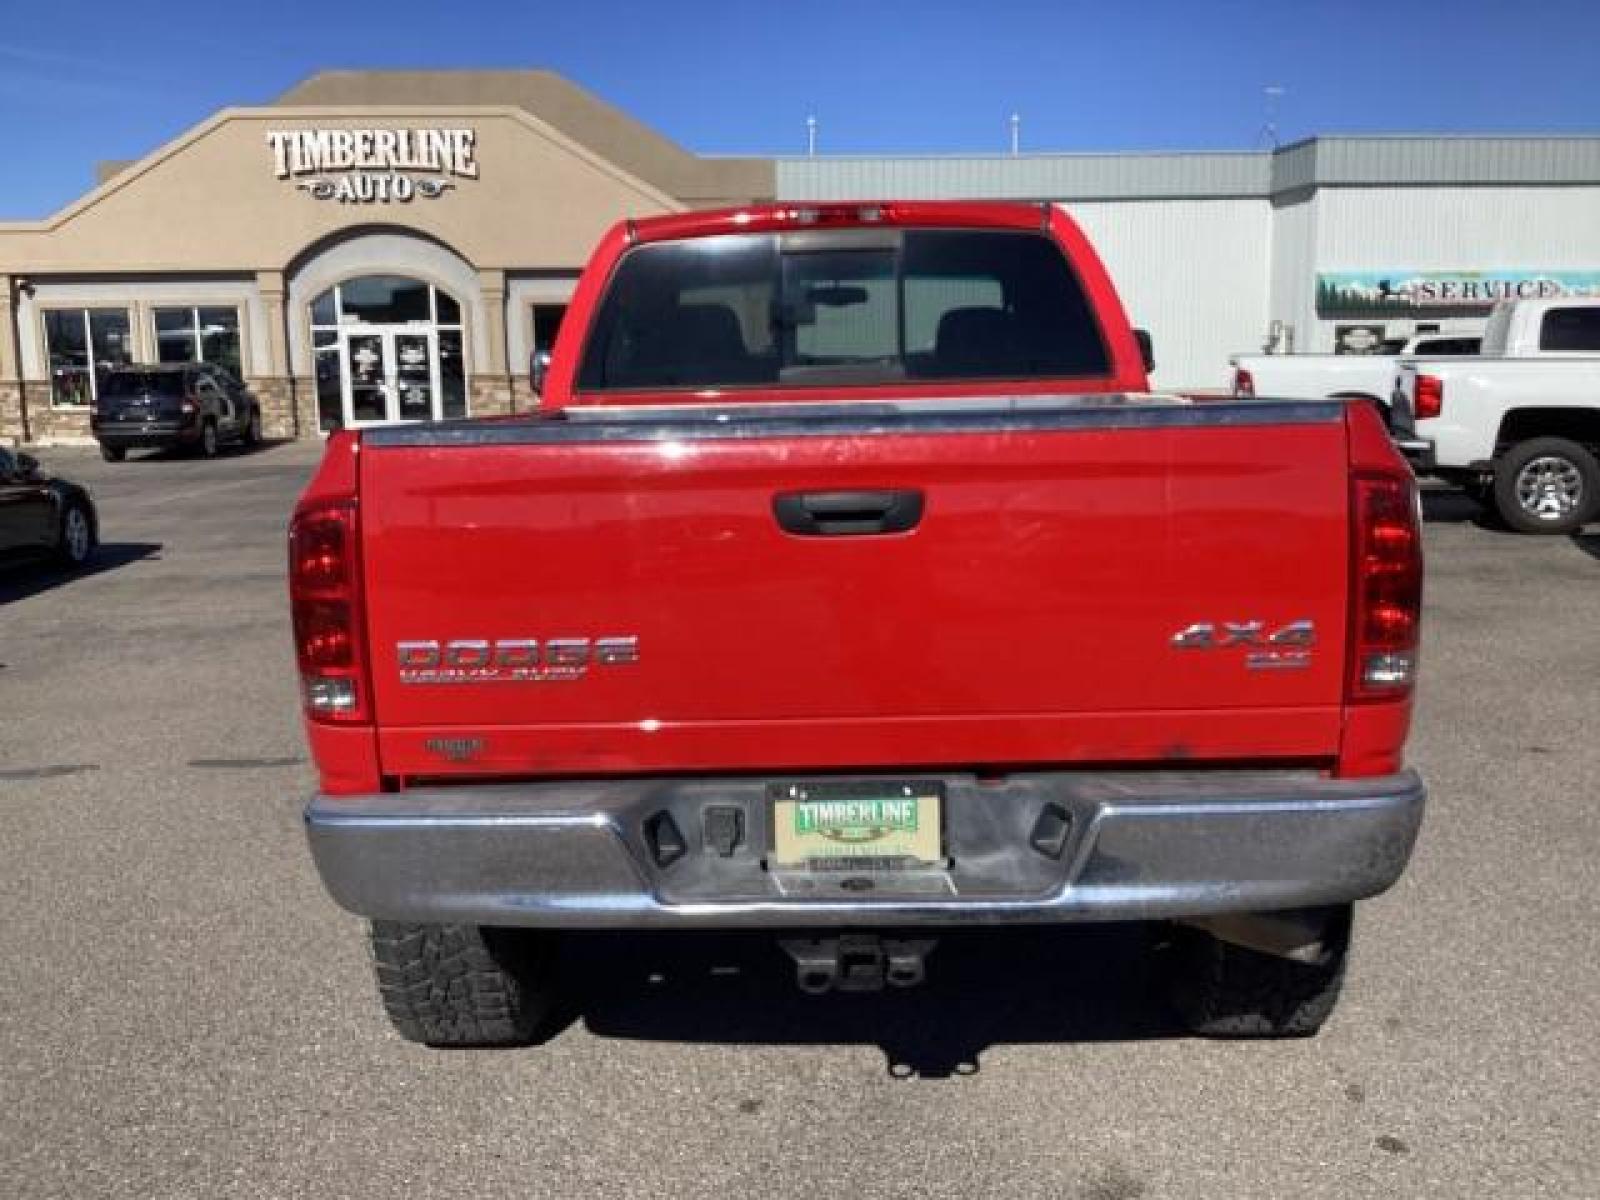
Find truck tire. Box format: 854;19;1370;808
1166;904;1351;1038
1493;437;1599;534
368;922;558;1047
99;443;126;463
199;419;220;459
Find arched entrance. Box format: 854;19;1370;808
310;275;467;428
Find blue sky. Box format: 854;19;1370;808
2;0;1597;218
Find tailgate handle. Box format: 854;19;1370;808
773;490;925;536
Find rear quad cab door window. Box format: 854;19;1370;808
575;229;1111;392
1539;306;1600;353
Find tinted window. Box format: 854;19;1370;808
338;275;432;324
532;303;567;358
1416;337;1479;355
102;371;186;398
1539;307;1600;352
577;229;1109;391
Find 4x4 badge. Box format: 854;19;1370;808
1171;620;1315;670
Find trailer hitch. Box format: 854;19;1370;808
780;935;938;994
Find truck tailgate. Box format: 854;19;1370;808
358;400;1351;776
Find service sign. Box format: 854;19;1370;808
267;128;478;204
1318;270;1600;314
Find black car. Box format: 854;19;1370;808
91;364;262;462
0;446;97;568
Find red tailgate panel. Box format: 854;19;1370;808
361;422;1349;775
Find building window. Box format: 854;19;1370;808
152;306;243;378
42;308;133;408
532;304;567;360
530;303;567;395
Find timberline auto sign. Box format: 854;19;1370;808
1318;270;1600;314
267;128;478;203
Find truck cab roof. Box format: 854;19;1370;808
626;201;1057;244
1482;295;1600;356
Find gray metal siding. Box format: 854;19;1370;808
1064;199;1271;390
777;154;1269;202
1307;137;1600;186
777;137;1600;203
1317;186;1600;268
1268;197;1319;356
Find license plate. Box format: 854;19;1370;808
770;781;943;869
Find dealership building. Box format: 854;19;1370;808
2;69;1598;444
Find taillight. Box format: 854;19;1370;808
289;500;370;722
1233;368;1255;398
1413;374;1443;421
1348;473;1422;702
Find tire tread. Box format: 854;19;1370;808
367;922;553;1047
1168;906;1351;1038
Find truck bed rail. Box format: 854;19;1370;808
362;397;1345;448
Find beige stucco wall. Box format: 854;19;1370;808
0;106;684;274
0;103;693;441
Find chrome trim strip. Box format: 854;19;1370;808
364;398;1344;448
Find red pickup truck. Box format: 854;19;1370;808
294;201;1425;1046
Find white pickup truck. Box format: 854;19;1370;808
1391;297;1600;533
1231;331;1482;412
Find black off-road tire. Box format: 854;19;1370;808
241;407;262;448
368;922;557;1047
1492;437;1599;535
198;419;220;459
99;443;126;463
1166;904;1352;1038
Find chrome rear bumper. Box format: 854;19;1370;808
305;769;1425;928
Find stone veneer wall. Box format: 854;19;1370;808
469;375;516;419
184;374;532;441
3;380;292;446
510;375;541;414
7;385;93;445
0;382;21;445
2;375;531;444
289;377;321;439
247;377;297;440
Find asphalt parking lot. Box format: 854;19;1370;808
2;441;1597;1199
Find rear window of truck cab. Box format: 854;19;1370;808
575;229;1111;392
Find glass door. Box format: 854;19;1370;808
342;332;391;426
340;328;443;427
393;331;438;423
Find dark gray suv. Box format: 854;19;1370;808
91;364;262;462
